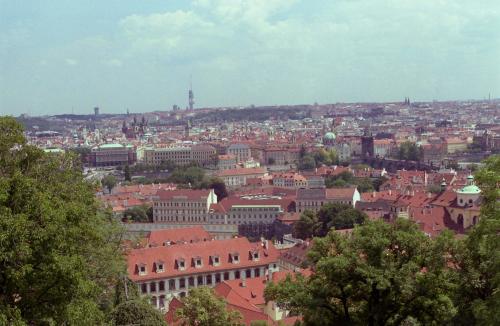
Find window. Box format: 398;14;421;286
224;272;230;280
197;275;204;285
212;255;220;266
254;268;260;277
232;253;240;264
159;281;165;291
138;264;147;276
235;271;241;279
195;257;203;268
179;278;185;289
246;269;251;278
252;251;259;260
150;282;156;292
157;262;164;273
141;283;147;294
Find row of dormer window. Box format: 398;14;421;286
137;251;264;275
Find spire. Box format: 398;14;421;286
188;75;195;110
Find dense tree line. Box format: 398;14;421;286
0;117;164;325
266;156;500;325
293;203;367;240
397;141;423;161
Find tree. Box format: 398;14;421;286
298;155;316;170
293;210;320;240
123;205;151;222
265;219;458;325
208;177;228;201
398;141;422;161
0;117;125;324
102;174;117;193
176;287;243;326
299;145;307;159
451;155;500;325
355;177;374;193
124;164;132;182
111;300;167;326
372;176;388;191
316;203;366;236
168;166;206;188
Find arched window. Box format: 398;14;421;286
457;214;464;228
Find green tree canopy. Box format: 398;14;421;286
102;174;118;193
397;141;423;161
208;177;229;201
176;287;243;326
298;155;316;170
266;219;458;325
316;203;367;236
293;210;320;240
0;117;125;324
451;155;500;325
111;300;167;326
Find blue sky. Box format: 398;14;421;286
1;0;499;116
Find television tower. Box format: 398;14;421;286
188;77;195;110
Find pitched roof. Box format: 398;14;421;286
147;227;213;247
127;237;280;282
217;167;267;177
156;189;212;201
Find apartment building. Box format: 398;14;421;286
153;189;217;223
143;144;216;167
127;237;280;310
296;187;360;212
227;143;252;163
90;143;136;167
216;167;268;187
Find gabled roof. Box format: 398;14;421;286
127;237;279;281
156;189;212;201
147;227;212;247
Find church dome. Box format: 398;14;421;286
324;132;336;140
457;175;481;195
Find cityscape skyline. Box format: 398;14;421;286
1;0;499;116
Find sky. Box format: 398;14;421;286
1;0;499;116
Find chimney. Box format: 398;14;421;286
264;240;269;249
389;189;392;195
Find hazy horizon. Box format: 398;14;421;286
1;0;499;116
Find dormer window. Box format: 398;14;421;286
251;251;260;261
212;255;220;266
156;261;165;273
138;264;147;276
177;259;186;270
231;252;240;264
194;257;203;268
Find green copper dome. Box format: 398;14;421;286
324;132;336;140
457;185;481;195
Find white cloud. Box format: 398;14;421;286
64;58;78;66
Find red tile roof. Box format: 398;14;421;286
156;189;212;201
217;167;267;177
147;227;213;247
127;237;280;282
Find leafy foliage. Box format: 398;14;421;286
176;287;243;326
451;155;500;325
397;141;423;161
293;204;367;240
267;219;458;325
102;174;118;192
123;204;153;222
111;300;167;326
0;117;125;324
